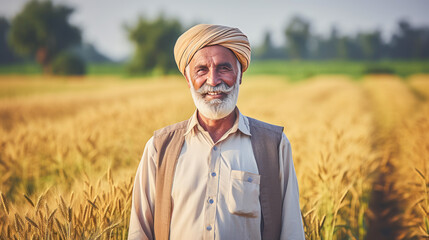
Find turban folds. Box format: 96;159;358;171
174;24;251;75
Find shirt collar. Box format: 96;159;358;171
184;108;251;137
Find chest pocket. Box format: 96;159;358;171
227;170;261;217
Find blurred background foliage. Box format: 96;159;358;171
6;0;82;74
51;51;86;76
125;14;182;75
0;0;428;77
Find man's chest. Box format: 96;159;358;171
169;134;262;239
172;134;258;200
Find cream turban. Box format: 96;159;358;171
174;24;251;75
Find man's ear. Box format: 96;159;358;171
236;60;243;85
184;69;191;88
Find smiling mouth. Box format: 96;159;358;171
203;91;226;100
206;91;223;96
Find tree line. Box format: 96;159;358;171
1;0;428;76
255;16;429;61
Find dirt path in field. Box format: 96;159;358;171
365;137;405;240
363;76;420;240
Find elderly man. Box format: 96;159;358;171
128;24;305;240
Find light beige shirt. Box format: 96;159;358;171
128;109;305;240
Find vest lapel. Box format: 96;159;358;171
249;117;283;240
153;120;188;240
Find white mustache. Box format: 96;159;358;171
196;82;234;95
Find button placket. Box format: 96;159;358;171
203;144;221;240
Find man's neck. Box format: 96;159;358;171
197;109;237;143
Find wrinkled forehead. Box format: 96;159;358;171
188;45;238;68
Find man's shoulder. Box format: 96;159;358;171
246;116;284;134
153;120;189;138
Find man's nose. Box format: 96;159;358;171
206;70;221;86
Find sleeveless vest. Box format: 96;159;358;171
152;117;284;240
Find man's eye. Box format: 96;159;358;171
196;69;206;76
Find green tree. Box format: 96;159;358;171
315;27;340;60
0;17;19;64
254;31;287;60
390;20;429;59
285;16;311;59
8;0;81;73
357;30;383;60
126;14;182;75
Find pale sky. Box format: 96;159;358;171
1;0;429;61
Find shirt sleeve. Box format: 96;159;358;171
278;133;306;240
128;137;157;240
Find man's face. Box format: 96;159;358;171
185;45;242;120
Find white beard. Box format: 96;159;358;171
189;71;240;120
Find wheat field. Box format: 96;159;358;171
0;74;428;239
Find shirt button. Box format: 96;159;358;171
213;146;217;151
206;225;212;231
247;177;253;182
209;198;214;204
211;172;216;177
